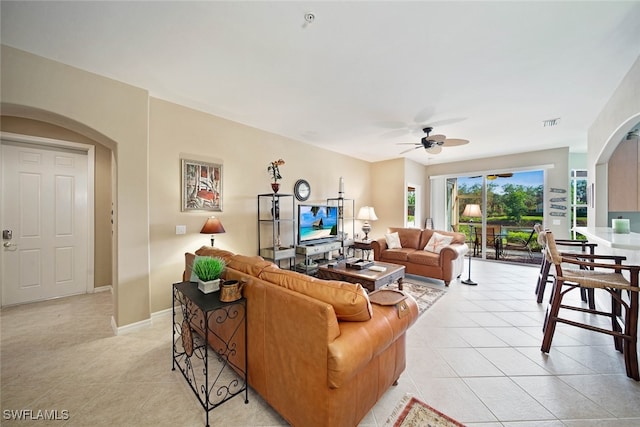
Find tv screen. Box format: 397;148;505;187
298;204;338;245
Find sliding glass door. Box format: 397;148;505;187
447;170;544;263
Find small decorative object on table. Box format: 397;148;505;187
193;256;226;293
267;158;285;193
220;279;245;302
346;258;374;270
612;217;630;234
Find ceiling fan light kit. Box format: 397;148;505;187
398;126;469;155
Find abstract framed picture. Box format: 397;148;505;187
181;159;223;211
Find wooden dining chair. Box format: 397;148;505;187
474;225;502;259
540;231;640;381
535;229;603;308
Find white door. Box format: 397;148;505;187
2;142;88;305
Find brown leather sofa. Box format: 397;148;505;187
183;247;419;427
371;227;468;286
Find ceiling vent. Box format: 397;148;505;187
542;118;561;127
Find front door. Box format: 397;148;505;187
2;141;89;305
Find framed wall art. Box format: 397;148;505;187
181;159;223;211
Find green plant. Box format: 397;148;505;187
267;158;285;183
193;257;225;282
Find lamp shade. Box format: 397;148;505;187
200;217;226;234
461;204;482;218
356;206;378;221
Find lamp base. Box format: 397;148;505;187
461;278;478;286
362;222;371;241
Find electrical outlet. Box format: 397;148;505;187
176;225;187;235
552;219;561;225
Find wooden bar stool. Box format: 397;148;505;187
540;231;640;381
535;229;601;308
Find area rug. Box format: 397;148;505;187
381;280;446;316
385;393;466;427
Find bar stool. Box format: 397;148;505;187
535;229;600;308
540;231;640;381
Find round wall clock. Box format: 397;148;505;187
294;179;311;201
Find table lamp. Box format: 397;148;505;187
200;216;226;246
357;206;378;241
461;204;482;286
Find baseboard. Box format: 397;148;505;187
111;315;152;335
152;307;172;319
110;307;172;335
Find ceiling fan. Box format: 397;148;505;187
398;127;469;155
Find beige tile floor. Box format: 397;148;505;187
2;259;640;426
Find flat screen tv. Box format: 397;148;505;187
298;204;338;245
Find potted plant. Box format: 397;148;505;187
193;256;226;294
267;158;285;193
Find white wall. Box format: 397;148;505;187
588;55;640;227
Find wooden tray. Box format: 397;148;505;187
368;289;407;305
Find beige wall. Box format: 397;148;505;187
424;147;570;238
0;117;113;288
370;158;405;239
588;55;640;227
1;45;150;327
148;98;372;312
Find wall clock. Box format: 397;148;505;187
294;179;311;201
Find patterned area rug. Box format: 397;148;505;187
385;393;466;427
381;280;446;316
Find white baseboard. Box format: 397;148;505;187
111;307;172;335
111;315;152;335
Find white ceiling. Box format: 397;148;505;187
2;1;640;165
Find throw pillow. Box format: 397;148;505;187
386;232;402;249
424;232;454;253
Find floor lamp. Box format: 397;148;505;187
461;204;482;286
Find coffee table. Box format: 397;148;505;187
317;261;405;293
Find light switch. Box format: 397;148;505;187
552;219;561;225
176;225;187;235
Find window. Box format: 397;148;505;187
407;186;416;227
570;169;588;239
448;170;544;262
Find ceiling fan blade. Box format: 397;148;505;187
429;134;446;142
400;146;420;154
426;146;443;154
396;142;420;145
442;138;470;147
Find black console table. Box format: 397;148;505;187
172;281;248;427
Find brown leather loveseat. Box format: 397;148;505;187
183;246;419;427
371;227;468;286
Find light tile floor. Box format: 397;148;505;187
2;259;640;426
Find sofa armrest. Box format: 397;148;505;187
439;243;468;264
328;297;419;388
371;238;388;260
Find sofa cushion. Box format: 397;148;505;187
385;232;402;249
258;267;373;322
419;229;466;249
406;250;441;267
388;227;422;249
380;248;412;262
424;232;454;253
227;254;275;277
